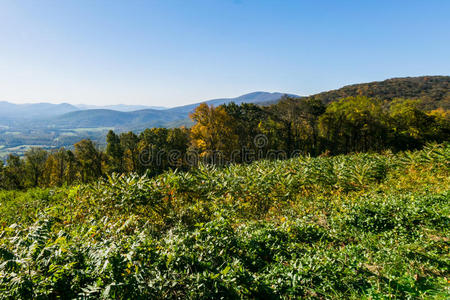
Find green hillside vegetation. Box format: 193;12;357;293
0;77;447;157
0;92;292;156
0;144;448;298
1;95;448;190
0;80;449;298
305;76;449;110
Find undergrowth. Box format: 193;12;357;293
0;143;449;299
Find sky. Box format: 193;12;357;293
0;0;449;107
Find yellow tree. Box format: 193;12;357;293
190;103;239;163
42;148;71;186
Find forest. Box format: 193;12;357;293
0;95;448;190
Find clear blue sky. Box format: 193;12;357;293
1;0;449;107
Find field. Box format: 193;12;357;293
0;127;113;161
0;144;449;299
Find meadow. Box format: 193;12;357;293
0;143;448;299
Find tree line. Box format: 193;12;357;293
0;96;448;190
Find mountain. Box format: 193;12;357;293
1;77;447;157
76;104;167;111
304;76;449;110
49;92;296;129
169;92;299;112
0;102;79;125
50;109;185;129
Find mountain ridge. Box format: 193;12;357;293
49;91;296;129
2;75;448;129
0;92;295;127
302;75;449;109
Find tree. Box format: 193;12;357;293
106;130;124;173
268;96;302;156
223;103;270;161
388;99;440;150
166;127;190;169
24;147;48;187
427;108;450;142
64;150;78;184
0;160;4;189
120;132;140;173
139;127;190;174
267;96;326;156
74;139;103;183
190;103;239;163
294;98;326;155
319;96;389;154
2;154;26;190
42;148;70;186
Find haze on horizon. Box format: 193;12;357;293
0;0;449;107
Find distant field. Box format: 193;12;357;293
71;127;114;132
0;144;58;160
0;126;112;159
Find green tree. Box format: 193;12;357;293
2;154;26;189
223;102;270;161
65;150;78;184
120;132;140;173
0;160;4;189
319;96;389;154
268;96;326;156
24;147;48;187
139;127;190;174
106;130;124;173
74;139;103;183
388;99;440;150
268;96;301;156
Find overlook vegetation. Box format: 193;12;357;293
305;76;450;110
0;78;449;299
0;76;448;161
0;144;448;298
0;94;448;190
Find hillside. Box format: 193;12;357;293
75;104;167;111
50;92;294;129
305;76;449;109
1;77;448;160
0;144;448;298
50;75;450;129
0;102;78;125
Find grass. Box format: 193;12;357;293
0;143;448;299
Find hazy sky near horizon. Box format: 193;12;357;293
0;0;449;107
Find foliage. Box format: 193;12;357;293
307;75;450;110
0;144;448;298
1;94;449;190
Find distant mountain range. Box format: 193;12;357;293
0;101;77;122
1;76;448;159
1;76;449;130
75;104;167;111
0;92;297;128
